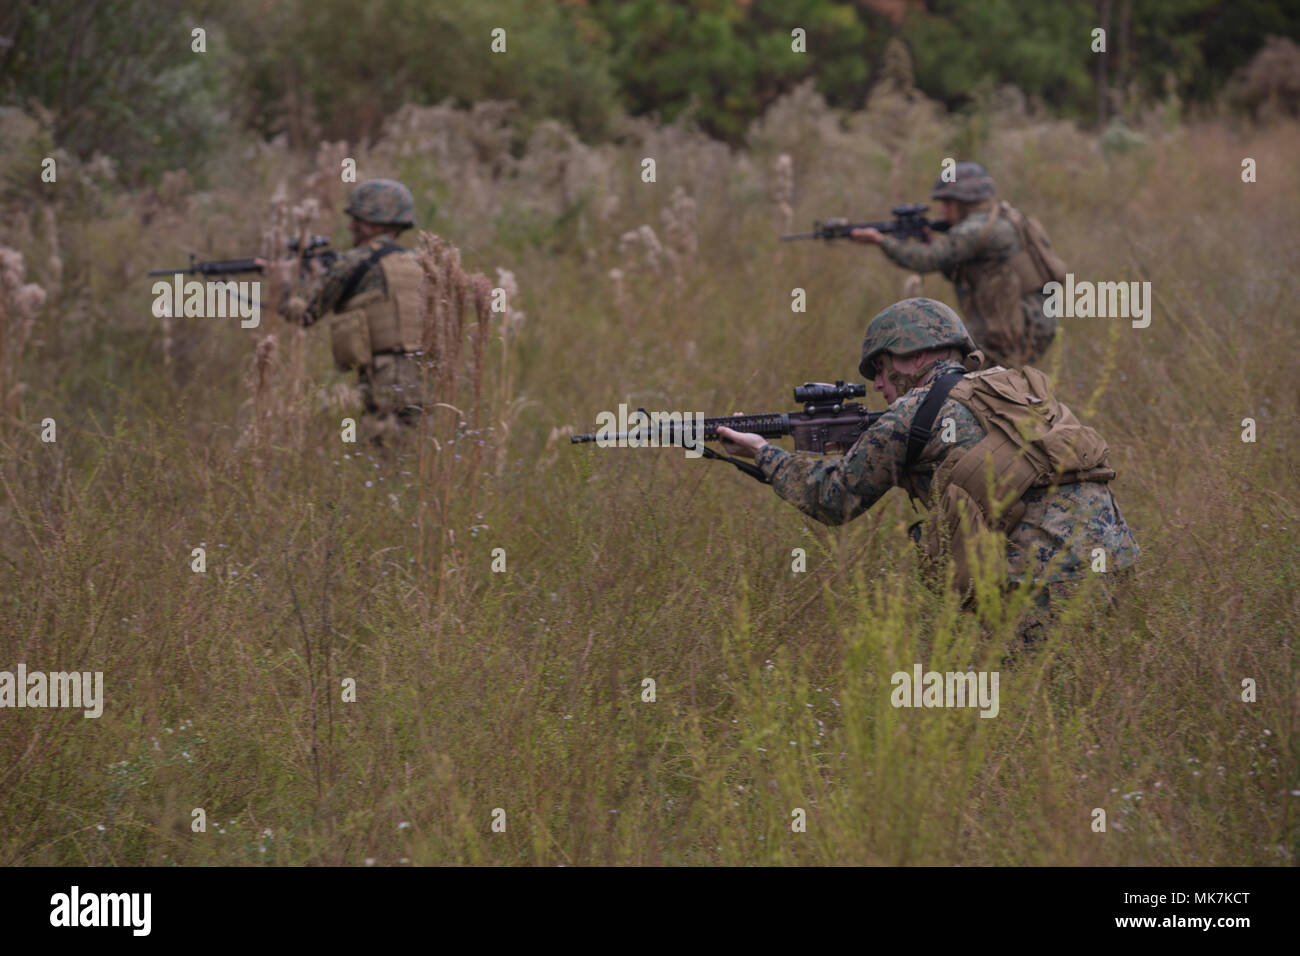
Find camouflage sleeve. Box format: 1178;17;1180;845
297;262;353;327
877;220;985;274
277;252;363;328
753;404;915;525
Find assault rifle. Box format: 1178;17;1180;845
780;202;951;242
569;381;881;483
148;235;337;277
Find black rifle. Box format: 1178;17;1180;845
780;202;951;242
148;235;338;277
570;381;881;483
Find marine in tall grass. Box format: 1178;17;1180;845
271;178;428;445
716;297;1139;646
850;163;1066;369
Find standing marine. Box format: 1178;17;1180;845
277;178;428;444
850;163;1067;368
716;297;1138;645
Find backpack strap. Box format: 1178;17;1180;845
976;196;1002;242
904;367;968;473
337;239;403;307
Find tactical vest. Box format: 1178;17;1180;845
955;201;1067;365
328;243;426;370
913;365;1114;597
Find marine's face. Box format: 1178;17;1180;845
941;199;961;223
873;358;899;404
348;217;385;247
874;350;944;404
873;372;897;404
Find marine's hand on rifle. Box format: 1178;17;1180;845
716;414;768;459
253;256;322;286
850;227;882;244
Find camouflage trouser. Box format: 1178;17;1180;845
1022;293;1057;365
1012;567;1136;655
358;351;427;445
962;294;1057;368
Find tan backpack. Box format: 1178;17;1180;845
329;246;426;370
996;201;1068;289
958;202;1067;364
920;365;1113;597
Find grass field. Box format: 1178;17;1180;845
0;87;1296;865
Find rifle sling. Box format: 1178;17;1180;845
700;444;770;484
904;368;967;473
337;239;403;308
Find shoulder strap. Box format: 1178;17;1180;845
337;239;403;306
904;367;967;472
998;200;1033;250
974;198;1001;242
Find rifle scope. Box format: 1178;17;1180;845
792;381;866;405
287;235;331;253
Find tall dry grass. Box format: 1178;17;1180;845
413;231;497;586
0;248;45;432
0;74;1295;865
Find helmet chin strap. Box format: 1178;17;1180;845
880;354;940;393
883;347;973;391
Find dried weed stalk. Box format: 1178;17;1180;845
414;232;515;582
0;248;45;430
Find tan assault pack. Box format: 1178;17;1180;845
921;365;1114;597
960;202;1069;364
329;249;426;370
996;200;1068;290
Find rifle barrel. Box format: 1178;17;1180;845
571;412;792;445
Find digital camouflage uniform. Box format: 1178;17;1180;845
752;298;1138;645
283;180;427;444
754;360;1139;584
876;163;1058;367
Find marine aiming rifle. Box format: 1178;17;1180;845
780;202;951;242
569;381;881;483
148;235;338;277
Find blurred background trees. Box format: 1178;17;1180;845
1;0;1298;185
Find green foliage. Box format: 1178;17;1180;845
0;0;233;184
902;0;1096;113
594;0;869;141
227;0;620;146
4;1;1298;184
1202;2;1300;100
899;0;1300;121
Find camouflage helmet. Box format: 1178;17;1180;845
344;179;416;227
859;297;976;378
930;161;995;203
